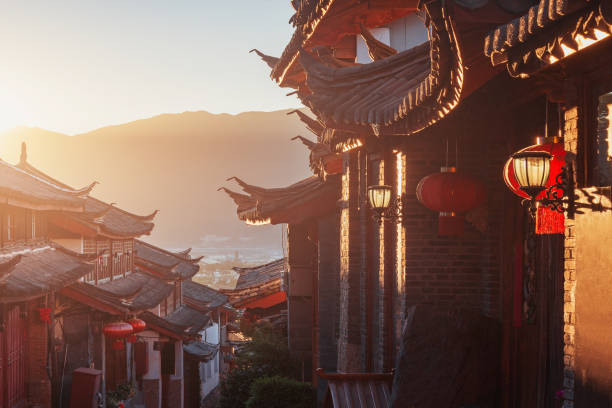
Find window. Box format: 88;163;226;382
31;211;36;239
7;213;12;241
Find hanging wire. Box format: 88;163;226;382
455;134;459;169
557;103;562;139
445;137;449;168
545;99;549;139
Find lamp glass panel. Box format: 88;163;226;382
368;186;392;210
513;154;550;189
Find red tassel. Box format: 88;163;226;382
535;206;564;234
127;335;138;343
438;214;464;236
112;339;125;350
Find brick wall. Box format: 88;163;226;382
337;150;365;372
401;130;504;319
561;106;578;408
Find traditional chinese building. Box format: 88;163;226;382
226;0;612;406
0;157;94;408
11;144;232;408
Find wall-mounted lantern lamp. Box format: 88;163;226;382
367;185;402;223
505;142;574;224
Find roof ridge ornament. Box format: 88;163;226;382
19;142;27;164
249;49;280;69
291;135;318;149
359;23;398;61
287;109;325;137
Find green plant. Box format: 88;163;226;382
246;376;315;408
220;367;261;408
220;324;302;408
235;323;300;379
106;383;135;408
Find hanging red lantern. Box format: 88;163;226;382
128;318;146;334
103;322;134;339
37;307;52;323
503;142;566;234
416;167;486;236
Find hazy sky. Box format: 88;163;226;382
0;2;299;134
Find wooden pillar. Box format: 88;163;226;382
287;221;317;381
316;211;340;400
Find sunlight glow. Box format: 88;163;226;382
549;31;610;64
245;218;271;226
341;139;363;152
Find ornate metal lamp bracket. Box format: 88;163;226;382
523;159;575;218
371;194;406;224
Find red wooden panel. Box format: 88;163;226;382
6;305;26;408
69;368;102;408
134;342;148;378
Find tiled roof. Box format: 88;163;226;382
16;146;156;238
97;272;174;310
134;240;200;280
233;259;286;290
220;259;286;308
182;280;228;309
73;199;156;238
0;159;88;212
184;341;218;361
0;241;92;302
65;272;174;312
141;305;211;338
316;369;393;408
221;176;339;225
484;0;611;77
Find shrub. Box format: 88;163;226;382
235;324;300;379
246;376;315;408
220;324;302;408
220;367;261;408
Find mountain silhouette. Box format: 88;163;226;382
0;110;312;259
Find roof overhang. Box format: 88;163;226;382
484;0;612;77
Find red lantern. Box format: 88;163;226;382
416;167;486;236
504;142;566;234
103;322;134;339
128;318;146;333
38;307;52;323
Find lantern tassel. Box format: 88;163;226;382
535;206;564;234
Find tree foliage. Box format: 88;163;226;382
246;376;315;408
219;323;302;408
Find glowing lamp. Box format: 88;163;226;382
367;185;392;212
504;142;568;234
511;151;551;199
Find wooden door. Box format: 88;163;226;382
3;305;26;408
104;337;127;392
501;204;564;408
507;227;564;407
